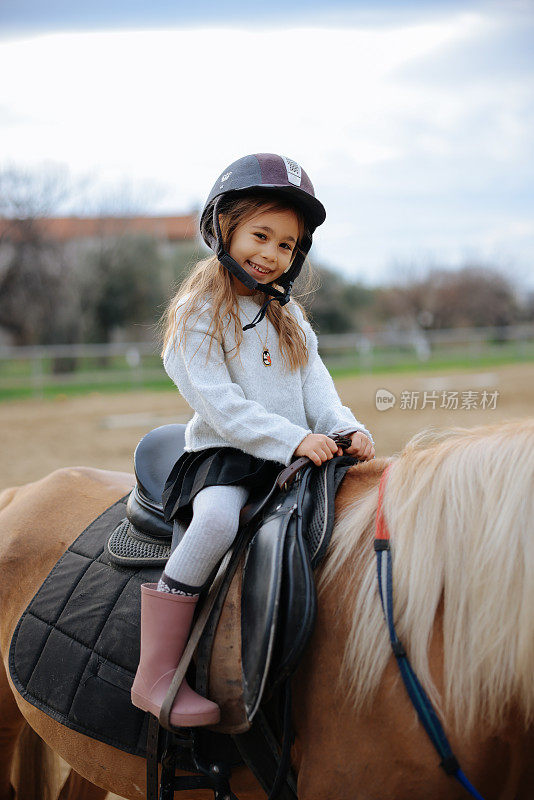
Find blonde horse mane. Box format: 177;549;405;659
319;418;534;735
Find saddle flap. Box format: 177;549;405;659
205;460;353;728
272;512;316;685
241;484;306;721
197;500;305;733
264;467;317;687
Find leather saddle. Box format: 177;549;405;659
125;423;291;547
108;424;356;733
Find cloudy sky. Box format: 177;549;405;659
1;0;533;288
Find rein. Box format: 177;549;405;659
374;465;486;800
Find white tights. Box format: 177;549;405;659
162;484;249;591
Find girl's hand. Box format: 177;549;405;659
294;433;340;466
344;431;375;461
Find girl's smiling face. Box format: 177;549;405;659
228;207;300;296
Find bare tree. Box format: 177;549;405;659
0;164;78;346
375;263;520;330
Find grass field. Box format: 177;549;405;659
1;340;533;401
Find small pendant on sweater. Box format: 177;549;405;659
262;348;271;366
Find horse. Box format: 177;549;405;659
0;419;533;800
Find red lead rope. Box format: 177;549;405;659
374;463;392;542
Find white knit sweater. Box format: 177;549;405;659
163;294;373;467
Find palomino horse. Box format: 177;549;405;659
0;420;533;800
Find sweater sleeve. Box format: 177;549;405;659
299;315;374;445
163;310;311;466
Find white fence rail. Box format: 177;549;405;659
1;324;533;398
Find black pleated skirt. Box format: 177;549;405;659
162;447;285;526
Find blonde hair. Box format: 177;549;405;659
160;193;317;371
319;419;534;735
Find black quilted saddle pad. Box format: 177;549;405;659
8;496;164;757
8;452;356;763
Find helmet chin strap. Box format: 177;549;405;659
211;198;293;331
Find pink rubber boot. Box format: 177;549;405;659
131;583;220;727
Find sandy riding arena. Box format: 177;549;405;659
2;362;533;491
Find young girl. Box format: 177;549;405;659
131;153;375;728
